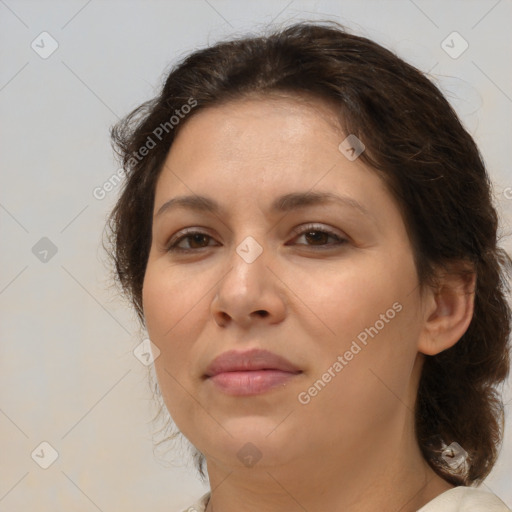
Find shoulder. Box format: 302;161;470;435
418;486;511;512
175;491;211;512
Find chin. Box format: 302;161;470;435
204;418;298;463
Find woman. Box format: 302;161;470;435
107;21;511;511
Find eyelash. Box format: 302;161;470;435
166;224;348;253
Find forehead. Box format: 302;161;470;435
155;94;368;197
153;96;395;218
175;94;343;156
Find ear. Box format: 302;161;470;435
417;265;476;356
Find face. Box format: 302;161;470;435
142;95;426;471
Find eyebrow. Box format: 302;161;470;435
155;191;370;218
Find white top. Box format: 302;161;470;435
178;486;511;511
418;486;511;511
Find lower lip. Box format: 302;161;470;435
207;370;301;396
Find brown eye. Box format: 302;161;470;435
291;224;348;248
167;231;217;252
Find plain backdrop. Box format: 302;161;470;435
1;1;511;511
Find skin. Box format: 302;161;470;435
142;94;476;512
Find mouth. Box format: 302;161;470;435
207;369;302;395
204;348;303;396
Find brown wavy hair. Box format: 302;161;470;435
106;20;512;485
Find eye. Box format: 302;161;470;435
166;229;218;252
289;224;348;248
166;224;348;254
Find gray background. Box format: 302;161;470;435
1;0;511;511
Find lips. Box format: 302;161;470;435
204;348;302;396
204;348;301;377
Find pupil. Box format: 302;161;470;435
305;231;326;244
191;234;207;247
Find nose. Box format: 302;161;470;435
210;241;287;329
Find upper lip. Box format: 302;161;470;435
204;348;302;377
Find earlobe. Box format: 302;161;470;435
418;268;476;356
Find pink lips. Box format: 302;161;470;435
204;348;302;396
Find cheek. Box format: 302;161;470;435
301;252;421;404
143;276;211;437
297;302;421;445
142;262;207;405
142;260;204;341
302;255;415;351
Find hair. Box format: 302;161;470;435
106;20;512;486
